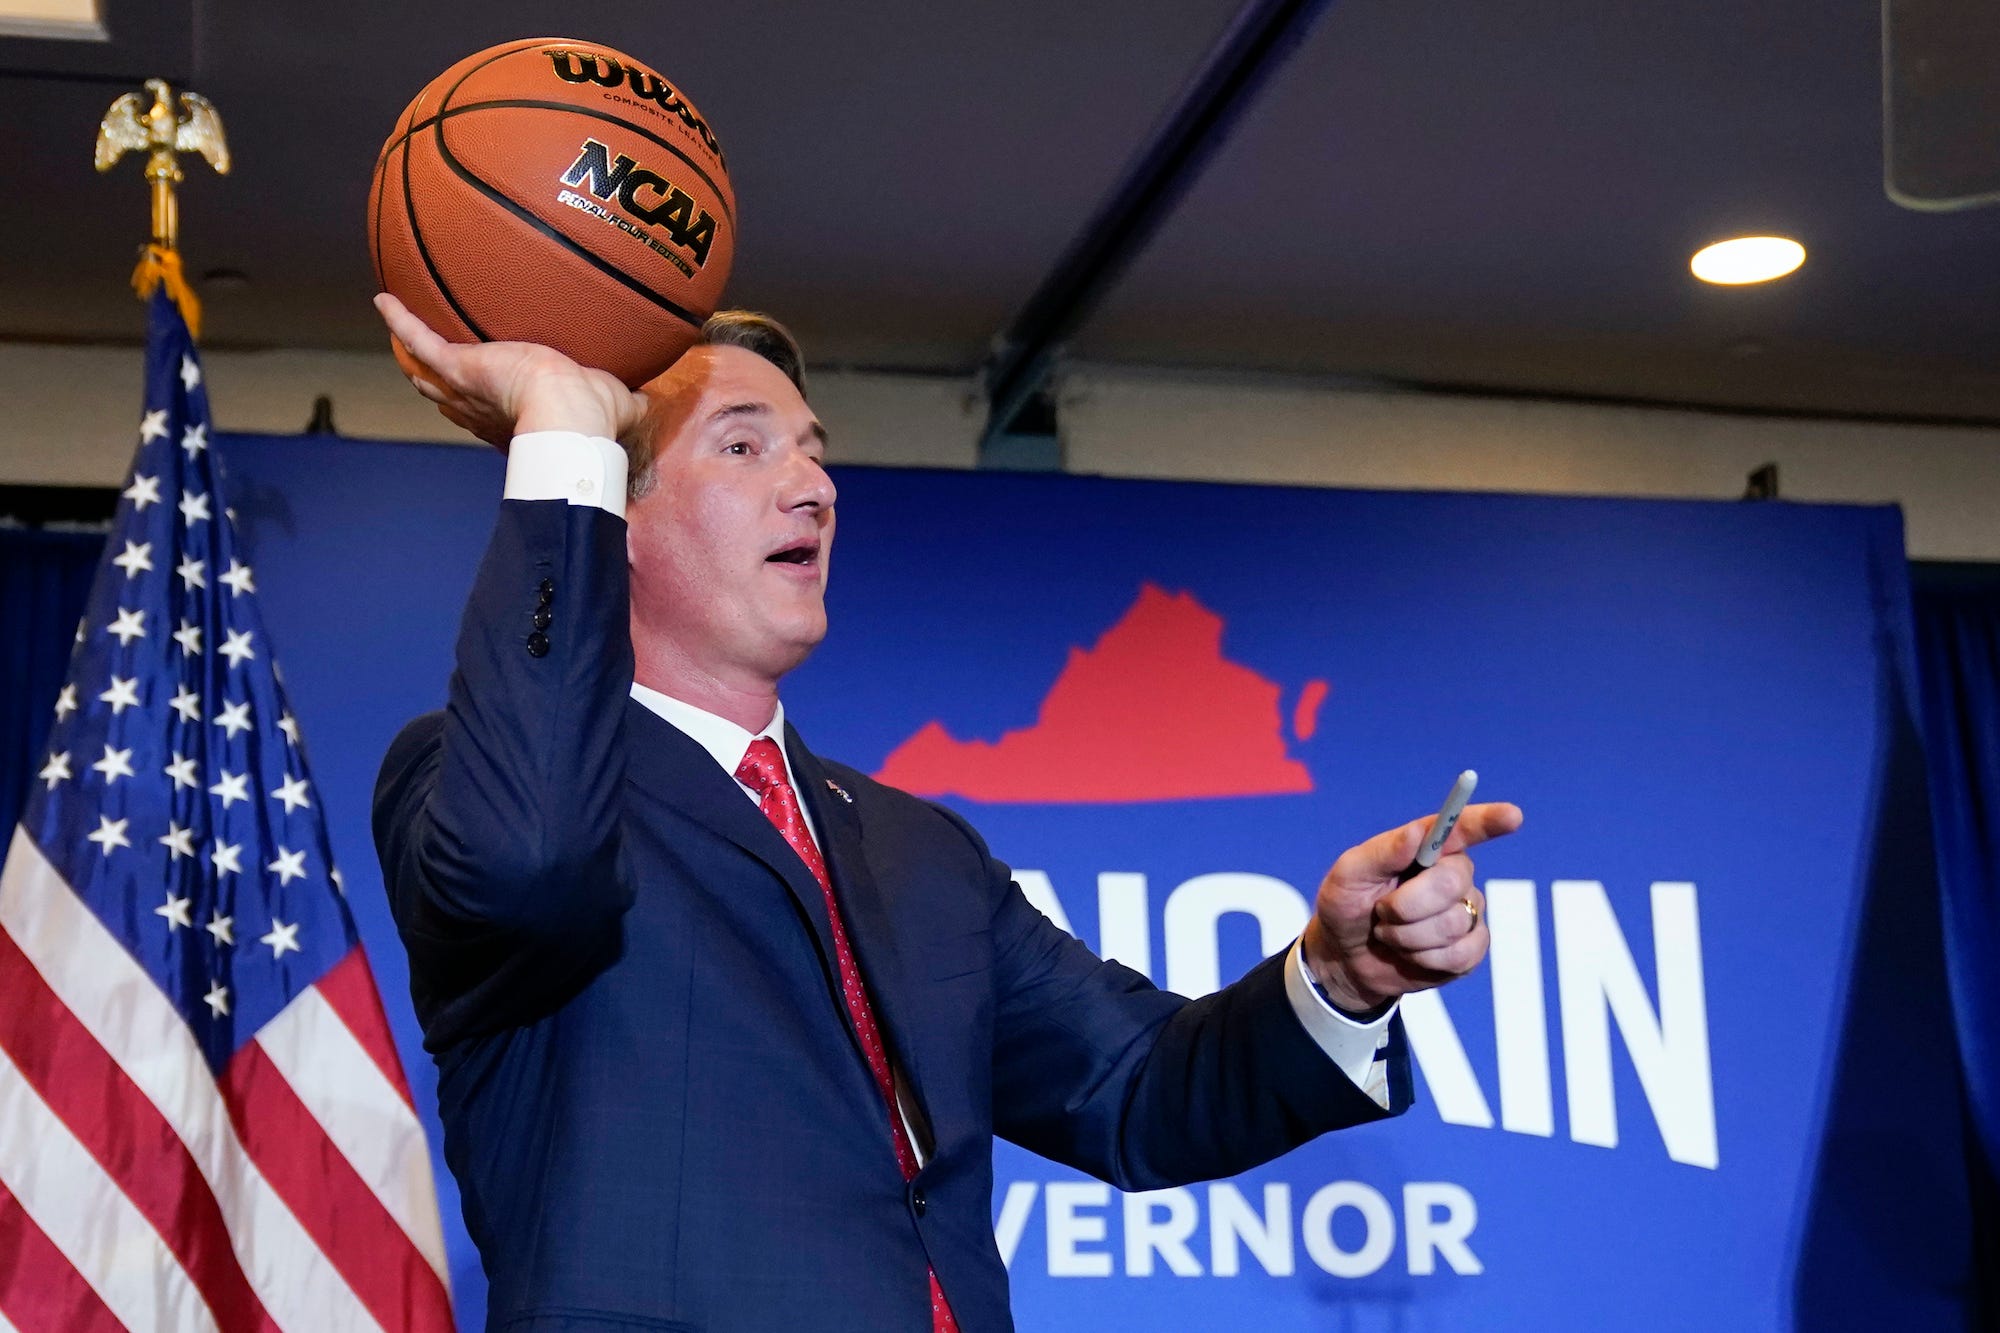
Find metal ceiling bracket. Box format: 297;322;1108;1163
976;0;1336;465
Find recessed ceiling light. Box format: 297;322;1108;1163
1691;236;1806;285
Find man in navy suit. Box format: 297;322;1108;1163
372;294;1522;1333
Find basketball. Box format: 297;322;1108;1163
368;37;735;387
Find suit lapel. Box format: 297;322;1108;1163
623;701;844;1000
623;701;938;1141
787;726;937;1137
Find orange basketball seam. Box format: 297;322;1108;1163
371;35;546;345
430;125;708;331
431;39;710;331
376;100;734;229
369;140;389;293
401;109;487;342
404;35;547;144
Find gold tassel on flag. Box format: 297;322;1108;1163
94;77;231;339
129;243;204;338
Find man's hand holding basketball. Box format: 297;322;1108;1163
376;292;650;450
1301;802;1524;1015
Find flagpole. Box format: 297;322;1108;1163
94;78;231;338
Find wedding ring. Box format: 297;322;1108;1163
1462;896;1481;931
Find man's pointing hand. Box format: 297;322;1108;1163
1301;801;1525;1015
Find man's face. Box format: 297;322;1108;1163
626;344;835;687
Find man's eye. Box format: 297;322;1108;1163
724;441;752;456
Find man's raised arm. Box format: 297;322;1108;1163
369;295;654;1042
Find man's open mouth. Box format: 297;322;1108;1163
766;540;819;566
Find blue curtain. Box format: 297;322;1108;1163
1910;562;2000;1276
0;527;103;836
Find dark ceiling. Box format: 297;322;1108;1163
1;0;1995;421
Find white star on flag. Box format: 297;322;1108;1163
176;556;206;590
123;472;161;510
86;815;131;857
205;912;234;947
178;491;211;526
260;918;302;959
92;744;135;784
168;686;202;722
181;422;208;457
214;699;253;738
106;608;147;646
266;847;308;885
202;982;229;1018
211;840;244;876
139;408;169;441
159;822;196;859
219;629;256;668
219;560;255;596
271;774;311;814
277;713;300;744
208;769;250;808
330;868;345;895
173;621;203;656
98;676;143;714
155;893;193;930
39;751;71;790
180;354;202;391
112;541;154;578
164;753;200;789
54;683;77;719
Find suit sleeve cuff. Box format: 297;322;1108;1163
1284;936;1399;1110
505;431;628;518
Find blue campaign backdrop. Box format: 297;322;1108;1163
215;432;1973;1331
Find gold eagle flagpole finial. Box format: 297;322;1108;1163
95;78;230;336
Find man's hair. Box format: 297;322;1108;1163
628;310;807;500
698;310;806;397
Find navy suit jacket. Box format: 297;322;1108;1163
374;499;1410;1332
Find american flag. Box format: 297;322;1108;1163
0;291;454;1331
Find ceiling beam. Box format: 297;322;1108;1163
977;0;1336;459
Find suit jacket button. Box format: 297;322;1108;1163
532;607;553;630
911;1187;928;1216
526;631;550;658
537;578;555;599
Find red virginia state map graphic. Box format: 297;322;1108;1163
873;584;1327;803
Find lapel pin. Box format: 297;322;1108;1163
825;778;853;804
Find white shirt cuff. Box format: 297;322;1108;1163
1283;936;1398;1110
504;431;628;518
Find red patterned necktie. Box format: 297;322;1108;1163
734;738;958;1333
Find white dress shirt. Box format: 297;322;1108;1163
512;431;1400;1111
629;682;819;847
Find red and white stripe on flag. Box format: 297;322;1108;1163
0;830;455;1332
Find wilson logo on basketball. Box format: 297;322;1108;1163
559;138;719;268
545;47;725;167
